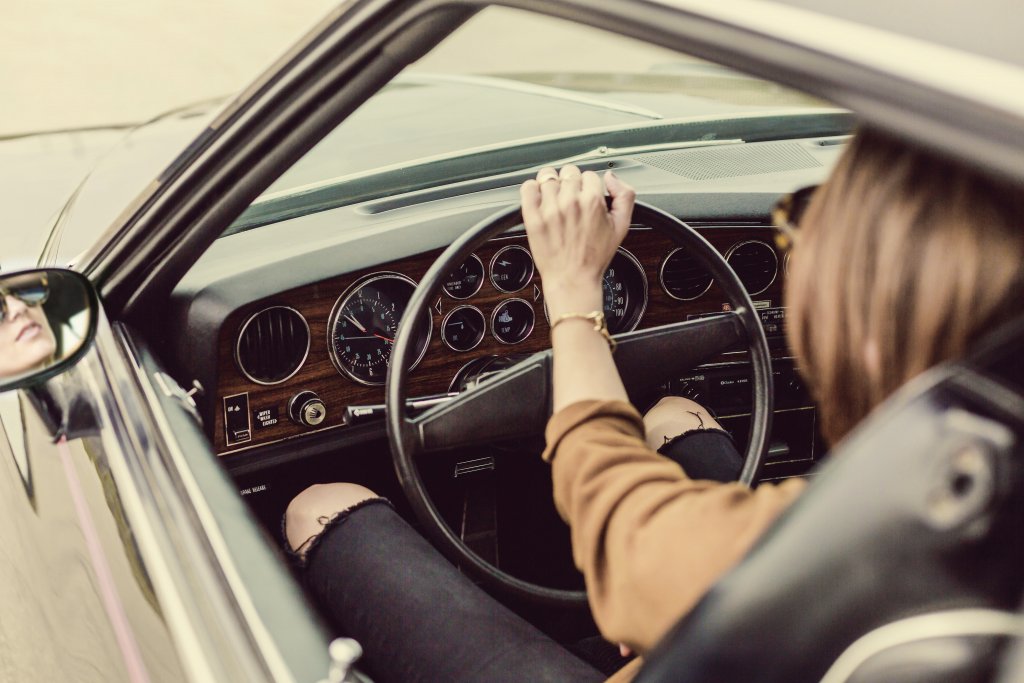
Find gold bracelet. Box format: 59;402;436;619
549;310;616;352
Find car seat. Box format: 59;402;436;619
634;315;1024;683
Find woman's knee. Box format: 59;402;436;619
285;483;379;555
643;396;722;450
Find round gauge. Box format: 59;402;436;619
328;273;432;386
442;306;486;352
490;245;534;293
443;254;485;299
660;247;713;301
491;299;535;344
603;248;648;334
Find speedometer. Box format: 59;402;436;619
542;247;648;334
328;273;432;385
603;248;648;333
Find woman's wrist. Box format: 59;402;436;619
542;282;603;320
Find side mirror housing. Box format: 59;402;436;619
0;269;99;392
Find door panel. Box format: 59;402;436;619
0;380;186;682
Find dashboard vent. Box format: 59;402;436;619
660;248;713;300
636;142;821;181
235;306;310;385
726;241;778;295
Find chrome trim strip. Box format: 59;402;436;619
724;239;779;296
326;272;433;386
234;305;310;386
659;246;714;301
489;245;535;293
441;305;486;352
490;298;536;345
442;253;485;300
819;609;1024;683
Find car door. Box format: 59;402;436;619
0;2;483;679
0;320;192;682
0;301;332;682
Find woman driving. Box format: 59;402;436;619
283;126;1024;682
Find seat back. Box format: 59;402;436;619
635;317;1024;683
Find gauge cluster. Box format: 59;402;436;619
321;244;652;380
218;227;785;454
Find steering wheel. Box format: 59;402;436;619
386;201;773;607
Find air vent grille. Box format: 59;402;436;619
660;248;713;300
236;306;310;385
637;142;821;181
726;241;778;295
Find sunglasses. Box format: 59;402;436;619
771;185;818;252
0;275;49;324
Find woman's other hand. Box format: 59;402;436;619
520;165;636;319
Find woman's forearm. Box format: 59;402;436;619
551;315;628;412
519;165;636;411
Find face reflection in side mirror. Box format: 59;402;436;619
0;269;98;391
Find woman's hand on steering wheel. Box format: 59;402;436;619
520;165;636;319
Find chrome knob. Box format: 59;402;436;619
289;391;326;427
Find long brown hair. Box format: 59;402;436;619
785;127;1024;445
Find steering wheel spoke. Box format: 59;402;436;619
408;313;743;452
615;312;745;403
411;352;552;452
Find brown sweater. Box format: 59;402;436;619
542;400;806;682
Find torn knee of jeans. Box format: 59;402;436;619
657;427;735;454
281;496;393;568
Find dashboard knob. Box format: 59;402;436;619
289;391;327;427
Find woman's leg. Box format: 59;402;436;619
285;484;605;683
643;396;743;482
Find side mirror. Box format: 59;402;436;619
0;269;98;392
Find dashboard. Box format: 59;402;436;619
166;136;847;481
210;222;812;466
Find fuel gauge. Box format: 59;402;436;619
443;254;485;299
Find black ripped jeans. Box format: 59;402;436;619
297;429;740;683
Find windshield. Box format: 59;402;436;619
229;7;835;234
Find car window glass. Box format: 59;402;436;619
228;6;833;234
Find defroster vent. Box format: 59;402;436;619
235;306;310;385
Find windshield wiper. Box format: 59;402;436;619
546;138;742;167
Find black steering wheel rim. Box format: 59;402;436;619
386;201;773;607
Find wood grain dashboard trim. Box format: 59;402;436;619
213;225;785;455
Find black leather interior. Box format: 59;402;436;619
634;315;1024;683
